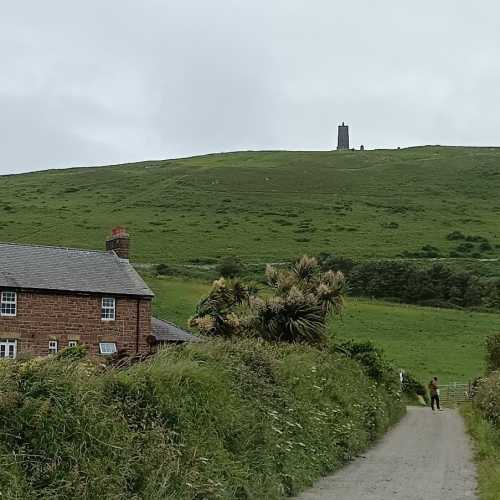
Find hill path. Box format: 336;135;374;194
296;406;477;500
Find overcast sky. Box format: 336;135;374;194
1;1;499;174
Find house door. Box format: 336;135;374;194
0;339;17;359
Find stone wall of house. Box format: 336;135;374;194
0;290;152;358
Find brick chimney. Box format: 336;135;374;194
106;226;130;259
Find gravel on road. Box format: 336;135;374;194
296;406;477;500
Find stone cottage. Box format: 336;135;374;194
0;227;196;359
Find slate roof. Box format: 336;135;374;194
152;317;200;343
0;242;154;297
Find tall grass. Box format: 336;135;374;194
0;339;404;499
462;404;500;500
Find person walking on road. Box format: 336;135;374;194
429;376;441;411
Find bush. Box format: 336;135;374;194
466;235;489;243
317;253;355;275
56;344;88;360
475;371;500;427
401;245;441;258
216;255;243;278
191;257;346;345
346;260;491;310
156;263;172;276
334;340;396;390
456;242;475;253
480;241;493;252
401;371;428;402
0;339;405;499
447;230;466;240
189;278;253;337
486;333;500;373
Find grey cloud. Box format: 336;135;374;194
1;0;499;174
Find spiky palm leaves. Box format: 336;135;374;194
248;287;326;344
267;257;345;317
189;278;252;337
256;257;345;344
190;257;346;345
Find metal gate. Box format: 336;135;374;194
438;382;472;403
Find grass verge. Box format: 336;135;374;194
461;404;500;500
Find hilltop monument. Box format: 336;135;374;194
337;122;349;150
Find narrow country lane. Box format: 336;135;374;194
296;407;477;500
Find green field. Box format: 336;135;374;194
1;147;500;269
2;147;500;383
147;276;500;385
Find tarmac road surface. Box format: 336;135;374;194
296;406;477;500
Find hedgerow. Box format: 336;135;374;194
0;339;404;499
317;255;500;310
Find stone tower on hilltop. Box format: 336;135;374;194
337;122;349;150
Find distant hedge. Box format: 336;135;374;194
0;340;404;499
318;254;500;310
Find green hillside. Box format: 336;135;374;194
148;275;500;385
1;147;499;265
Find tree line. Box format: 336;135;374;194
317;254;500;310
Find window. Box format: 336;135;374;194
1;291;17;316
68;340;78;348
101;297;116;321
99;342;117;355
48;340;58;354
0;339;17;359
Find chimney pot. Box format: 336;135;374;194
106;226;130;259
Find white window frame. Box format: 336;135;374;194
48;340;58;355
99;342;117;355
101;297;116;321
1;291;17;317
68;340;78;348
0;339;17;359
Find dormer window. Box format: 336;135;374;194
101;297;116;321
1;291;17;316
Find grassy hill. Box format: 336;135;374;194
148;276;500;385
1;147;500;267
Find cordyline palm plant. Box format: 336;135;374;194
250;256;345;344
188;278;255;337
189;256;345;345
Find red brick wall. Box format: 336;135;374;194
0;290;152;358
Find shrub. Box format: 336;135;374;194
474;371;500;427
346;260;490;310
249;290;326;344
0;339;405;499
56;344;88;360
216;255;243;278
486;333;500;373
401;245;441;258
401;371;428;402
447;230;466;240
156;263;172;275
419;244;441;257
334;340;396;390
456;242;475;253
317;253;355;275
480;241;493;252
248;257;345;344
190;256;346;345
189;278;253;337
466;235;489;243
